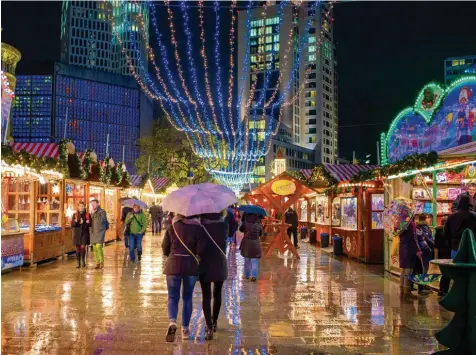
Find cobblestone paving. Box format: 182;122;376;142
1;233;451;354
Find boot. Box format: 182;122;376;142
100;262;104;269
76;252;81;269
138;251;142;261
81;249;86;268
95;263;101;269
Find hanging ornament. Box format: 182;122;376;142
52;184;60;195
37;198;42;203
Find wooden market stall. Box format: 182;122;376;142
1;143;65;265
245;172;325;259
324;164;385;264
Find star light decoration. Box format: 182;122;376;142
111;0;334;192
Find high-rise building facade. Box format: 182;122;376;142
60;1;149;77
444;55;476;85
237;1;338;174
11;63;155;173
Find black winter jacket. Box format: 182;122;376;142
197;213;228;282
285;210;299;229
239;213;263;259
445;197;476;251
161;216;201;276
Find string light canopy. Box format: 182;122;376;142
112;0;333;192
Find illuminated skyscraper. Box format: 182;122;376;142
444;55;476;85
60;1;149;78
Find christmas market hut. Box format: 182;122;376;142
2;143;66;266
299;164;384;263
369;74;476;276
245;172;325;259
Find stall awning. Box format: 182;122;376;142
129;175;143;188
324;164;379;182
301;169;312;179
438;141;476;159
151;177;169;191
11;142;59;159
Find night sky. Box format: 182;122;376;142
2;1;476;163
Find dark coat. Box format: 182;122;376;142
197;213;228;282
161;216;201;276
434;226;451;259
149;205;163;220
285;209;298;230
121;206;133;222
444;206;476;251
451;192;476;212
239;213;263;259
72;211;91;245
90;207;108;244
399;221;419;269
225;209;238;237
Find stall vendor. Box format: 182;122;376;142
452;182;476;212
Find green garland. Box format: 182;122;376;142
1;144;68;176
290;165;337;188
82;149;94;179
350;151;439;183
111;162;124;185
99;158;112;185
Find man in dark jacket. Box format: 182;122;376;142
444;195;476;258
225;206;238;245
451;183;476;212
285;207;299;248
121;206;133;248
149;202;164;234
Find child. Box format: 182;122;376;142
239;212;263;281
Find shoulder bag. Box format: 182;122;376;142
198;218;227;258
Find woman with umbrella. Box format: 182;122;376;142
383;198;422;297
161;183;237;342
238;205;266;281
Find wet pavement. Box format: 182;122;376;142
2;233;451;354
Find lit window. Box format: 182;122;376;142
452;59;459;66
324;41;331;49
310;91;316;98
266;35;273;43
308;37;316;43
265;26;272;34
274;43;280;51
308;54;316;61
460;59;465;65
309;45;316;53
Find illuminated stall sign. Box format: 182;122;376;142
383;77;476;163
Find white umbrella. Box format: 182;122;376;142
162;183;237;217
120;198;148;209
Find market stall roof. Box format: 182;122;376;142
325;164;379;182
245;172;321;217
301;164;379;183
11;142;59;159
438;141;476;159
129;175;170;192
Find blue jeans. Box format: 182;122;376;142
152;219;162;233
166;275;197;328
244;258;259;278
129;233;144;261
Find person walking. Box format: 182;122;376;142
451;182;476;212
285;207;299;248
149;202;163;234
225;206;238;247
398;219;421;297
121;205;133;249
72;201;90;269
162;214;201;342
90;199;109;269
125;204;147;263
196;212;228;340
413;214;435;295
239;212;263;281
444;194;476;259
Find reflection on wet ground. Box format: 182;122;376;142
2;234;451;354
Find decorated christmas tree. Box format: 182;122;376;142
434;228;476;354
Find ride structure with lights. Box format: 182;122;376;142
111;0;333;193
